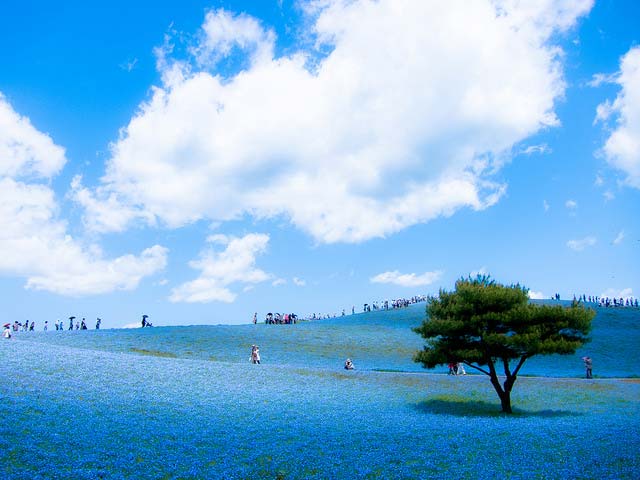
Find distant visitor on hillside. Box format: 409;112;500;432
251;345;261;364
582;356;593;379
344;358;354;370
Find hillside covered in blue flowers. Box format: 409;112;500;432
1;303;638;478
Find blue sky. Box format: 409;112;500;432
1;0;638;327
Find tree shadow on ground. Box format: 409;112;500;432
415;398;581;418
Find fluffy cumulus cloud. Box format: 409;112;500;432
370;270;442;288
600;287;634;301
79;0;592;243
0;94;66;178
470;267;488;278
169;233;271;303
612;230;624;245
0;94;167;295
596;46;640;188
566;236;596;251
528;290;546;300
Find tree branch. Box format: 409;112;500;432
502;357;511;378
463;361;489;376
511;355;528;377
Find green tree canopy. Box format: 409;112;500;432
413;276;595;413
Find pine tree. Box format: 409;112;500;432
413;276;595;413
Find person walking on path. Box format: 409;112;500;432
583;356;593;379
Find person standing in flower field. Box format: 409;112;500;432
251;345;261;364
583;356;593;379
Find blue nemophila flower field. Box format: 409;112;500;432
1;303;638;479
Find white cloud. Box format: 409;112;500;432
603;190;614;202
0;177;168;295
565;199;577;209
588;72;617;88
190;9;275;68
600;287;634;300
0;93;66;178
370;270;442;288
543;199;550;211
470;266;488;277
528;290;546;300
594;99;614;125
612;230;624;245
272;278;286;286
79;0;592;243
596;46;640;188
122;322;143;329
120;58;138;72
293;277;306;287
566;236;596;251
169;233;271;303
0;94;168;295
25;244;168;295
70;175;155;233
520;144;551;155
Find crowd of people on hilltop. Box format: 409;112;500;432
552;293;639;308
578;294;638;308
3;317;101;334
361;295;427;313
255;295;428;325
2;314;156;336
263;312;298;324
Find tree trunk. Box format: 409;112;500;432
500;358;519;414
487;359;514;414
498;390;512;414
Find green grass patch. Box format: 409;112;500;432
129;347;178;358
